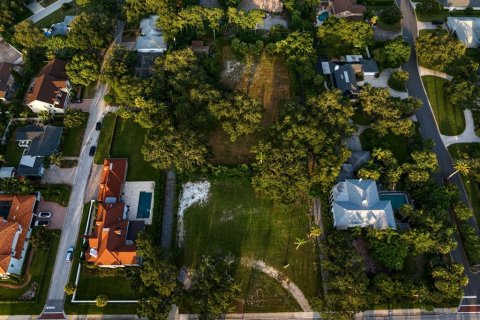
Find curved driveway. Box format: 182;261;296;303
398;0;480;304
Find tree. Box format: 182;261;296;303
95;294;109;307
446;80;479;110
13;20;46;50
369;230;409;271
227;8;264;31
47;152;63;167
454;202;474;222
383;37;411;68
30;227;50;248
416;31;466;71
64;109;87;128
381;5;402;24
64;283;76;295
0;178;34;194
0;0;24;33
68;13;114;51
447;159;471;180
66;54;100;86
416;0;442;13
318;17;373;50
389;70;409;91
101;45;137;84
209;94;263;142
432;264;468;299
38;111;53;123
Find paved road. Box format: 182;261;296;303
42;22;125;316
28;0;74;23
398;0;480;304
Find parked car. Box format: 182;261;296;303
432;20;444;25
34;220;50;227
36;211;52;219
71;98;83;103
89;146;96;156
95;121;102;131
66;247;74;262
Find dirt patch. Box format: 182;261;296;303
211;46;291;164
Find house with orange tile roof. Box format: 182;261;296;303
0;194;39;278
86;159;141;267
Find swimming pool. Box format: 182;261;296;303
137;192;152;219
379;192;409;211
318;11;330;22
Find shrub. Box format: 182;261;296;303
64;283;76;295
459;223;480;264
103;94;113;104
64;109;87;128
382;6;402;25
454;202;474;222
96;294;108;307
388;70;409;91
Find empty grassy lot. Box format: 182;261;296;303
182;177;317;312
0;230;60;315
94;113;116;164
211;46;291;164
422;76;465;136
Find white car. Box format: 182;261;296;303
66;247;74;262
36;211;52;219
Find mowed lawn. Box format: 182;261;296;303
75;267;137;301
182;177;317;312
94;113;116;164
110;118;161;181
210;46;291;164
422;76;465;136
61;113;88;157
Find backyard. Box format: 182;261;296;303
422;76;465;136
0;229;60;315
4;128;23;166
210;46;291;164
180;177;317;312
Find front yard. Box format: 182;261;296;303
0;229;60;315
61;112;88;157
180;177;318;312
94;113;116;164
422;76;465;136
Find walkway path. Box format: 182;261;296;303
241;258;312;312
161;169;176;249
27;0;74;23
441;109;480;147
418;66;453;81
0;251;33;289
359;68;409;99
417;21;445;30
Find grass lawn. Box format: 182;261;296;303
211;46;291;164
422;76;465;136
416;8;480;22
110;118;161;181
75;267;137;301
35;3;80;28
181;177;317;312
82;83;96;99
448;143;480;223
94;113;116;164
4;128;24;167
61;114;88;157
37;184;72;206
0;230;60;315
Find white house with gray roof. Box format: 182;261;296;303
447;17;480;48
331;179;396;230
136;15;167;53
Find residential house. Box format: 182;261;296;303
136;15;167;53
0;167;15;178
447;17;480;48
332;0;366;19
0;194;39;278
0;63;17;102
239;0;283;13
440;0;480;9
344;55;379;77
331;64;359;98
331;179;396;230
25;58;71;114
190;41;211;55
16;125;63;177
45;15;76;37
86;158;140;267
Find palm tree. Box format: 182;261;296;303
446;159;471;181
294;237;308;250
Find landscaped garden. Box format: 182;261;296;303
0;229;60;315
180;176;317;312
422;76;465;136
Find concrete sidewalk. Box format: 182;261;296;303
441;109;480;147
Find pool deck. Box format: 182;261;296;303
123;181;155;225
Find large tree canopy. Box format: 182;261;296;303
318;17;373;50
13;20;46;50
66;54;100;86
416;30;466;72
68;13;114;51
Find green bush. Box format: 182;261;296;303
388;70;409;92
103;94;113;104
459;223;480;264
382;6;402;24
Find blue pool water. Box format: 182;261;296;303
318;12;330;21
379;192;409;211
137;192;152;218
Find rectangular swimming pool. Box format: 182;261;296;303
379;192;408;211
137;192;152;218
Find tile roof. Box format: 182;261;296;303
25;59;69;107
97;159;127;203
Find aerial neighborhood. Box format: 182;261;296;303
1;0;480;319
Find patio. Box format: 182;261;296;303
123;181;155;225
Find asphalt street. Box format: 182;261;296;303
398;0;480;304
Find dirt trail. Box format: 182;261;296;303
241;257;312;312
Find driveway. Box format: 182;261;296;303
27;0;74;23
69;99;92;113
360;69;409;99
26;2;44;14
37;200;66;230
0;39;23;64
441;109;480;147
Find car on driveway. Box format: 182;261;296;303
89;146;96;156
66;247;74;261
35;220;50;227
36;211;52;219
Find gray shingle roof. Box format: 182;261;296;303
16;125;63;157
331;64;359;95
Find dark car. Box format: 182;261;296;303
71;98;83;103
89;146;96;156
431;20;444;25
35;220;50;227
95;121;102;131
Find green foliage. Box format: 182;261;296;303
64;283;76;296
0;0;25;33
388;70;409;91
0;178;34;194
227;8;264;31
66;54;100;86
416;0;442;14
432;264;468;299
13;20;46;50
454;201;474;222
381;5;402;24
101;45;137;84
30;227;51;249
95;294;108;307
64;109;88;128
459;223;480;263
446;80;479;110
104;94;113;104
383;36;411;68
318;17;374;51
68;13;114;51
416;30;466;71
368;230;409;271
231;38;264;57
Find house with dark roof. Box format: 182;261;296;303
45;16;76;37
87;159;142;267
0;194;39;278
25;59;71;114
332;0;366;19
16;125;63;177
0;63;18;102
331;64;359;98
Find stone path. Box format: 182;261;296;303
42;166;76;185
241;258;312;312
418;66;453;81
441;109;480;147
360;68;409;99
373;25;401;41
69;99;92;113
